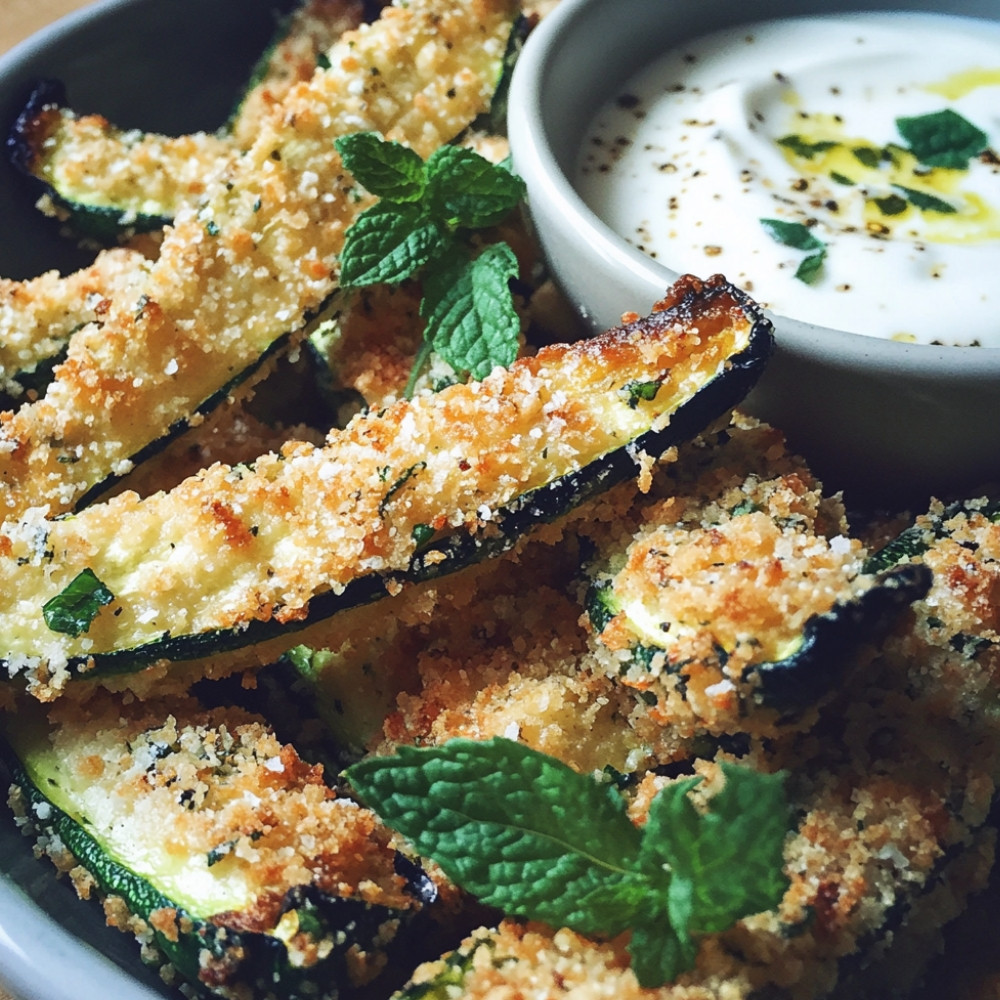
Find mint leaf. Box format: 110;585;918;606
347;740;791;988
795;250;826;284
421;243;521;379
573;873;654;936
334;132;426;202
776;135;838;159
851;145;882;169
872;193;908;217
339;202;448;287
345;738;644;928
641;763;790;936
334;133;526;394
426;145;527;228
759;219;824;252
42;568;114;637
760;219;826;284
896;109;988;169
892;184;957;215
630;913;697;989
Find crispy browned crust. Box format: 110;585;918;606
0;247;150;396
231;0;370;148
0;274;761;699
0;0;519;521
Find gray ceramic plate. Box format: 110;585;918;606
0;1;292;996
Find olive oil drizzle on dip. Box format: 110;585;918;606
575;13;1000;346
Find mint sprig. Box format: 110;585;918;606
335;133;526;394
346;738;790;987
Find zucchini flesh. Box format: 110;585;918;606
0;275;772;698
745;562;930;707
0;247;150;403
7;2;369;242
8;79;235;242
0;0;519;522
588;555;930;713
1;692;426;997
583;422;932;718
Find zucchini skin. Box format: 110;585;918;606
580;417;934;719
0;247;151;407
0;0;521;523
585;564;931;713
0;708;430;999
745;563;931;708
0;275;772;694
863;497;1000;576
7;80;175;242
8;3;371;243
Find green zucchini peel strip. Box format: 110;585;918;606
0;275;772;696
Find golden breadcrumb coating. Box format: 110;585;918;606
0;0;518;520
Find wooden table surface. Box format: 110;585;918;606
0;0;94;54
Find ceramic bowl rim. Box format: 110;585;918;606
508;0;1000;379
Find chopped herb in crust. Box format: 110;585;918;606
0;0;520;521
0;275;770;698
4;689;428;997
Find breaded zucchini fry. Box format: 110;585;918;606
231;0;372;147
3;689;432;998
0;0;520;520
10;80;236;241
583;419;930;728
0;276;770;698
8;1;369;241
0;246;150;401
380;487;1000;1000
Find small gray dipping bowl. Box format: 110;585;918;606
509;0;1000;507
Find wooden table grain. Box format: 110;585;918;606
0;0;94;54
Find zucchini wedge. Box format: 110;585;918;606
0;0;520;522
863;496;1000;576
586;546;930;715
0;246;150;403
864;495;1000;693
229;0;370;149
582;418;932;723
7;1;370;243
0;275;772;698
351;507;1000;1000
8;79;236;242
388;806;992;1000
1;691;432;999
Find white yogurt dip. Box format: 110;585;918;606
574;13;1000;346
